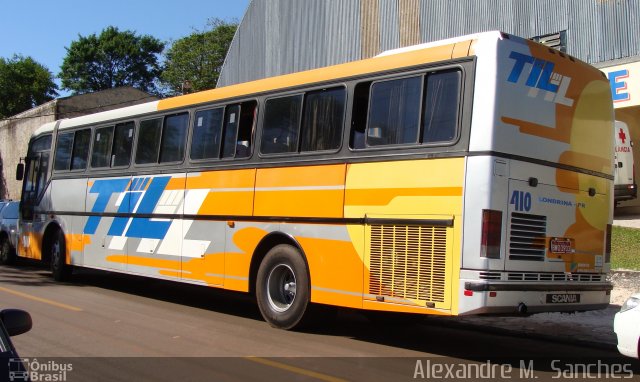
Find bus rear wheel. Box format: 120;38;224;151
256;244;310;330
50;230;72;281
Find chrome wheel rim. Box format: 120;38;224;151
266;264;297;312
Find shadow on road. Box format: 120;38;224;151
2;259;635;370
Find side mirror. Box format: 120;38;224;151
15;163;24;181
0;309;32;336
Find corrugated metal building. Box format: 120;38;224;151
218;0;640;87
219;0;640;210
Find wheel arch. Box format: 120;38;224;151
248;231;310;297
41;221;63;264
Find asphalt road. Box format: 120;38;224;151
1;260;638;382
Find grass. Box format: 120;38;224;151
611;226;640;270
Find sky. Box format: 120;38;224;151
0;0;251;95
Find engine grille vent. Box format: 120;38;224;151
369;224;447;303
509;212;547;261
507;272;603;282
479;272;502;280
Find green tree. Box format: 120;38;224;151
60;26;164;94
162;19;237;95
0;55;58;118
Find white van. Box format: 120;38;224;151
614;120;637;204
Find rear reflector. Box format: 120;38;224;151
464;290;473;297
481;209;502;259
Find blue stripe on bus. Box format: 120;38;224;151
123;176;171;239
107;191;142;236
84;178;131;234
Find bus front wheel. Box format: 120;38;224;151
256;244;310;330
50;230;72;281
0;237;15;265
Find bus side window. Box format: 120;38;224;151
112;121;135;167
191;107;224;160
24;158;37;199
422;70;461;144
36;152;50;198
234;100;257;158
136;118;163;164
159;113;189;163
23;135;51;208
261;95;303;155
54;132;74;171
349;82;371;149
367;76;421;146
91;126;114;168
300;87;345;152
221;104;241;158
70;129;91;170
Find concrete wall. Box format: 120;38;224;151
0;102;56;200
0;87;157;201
56;87;156;120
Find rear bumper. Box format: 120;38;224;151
465;281;613;292
459;279;612;315
615;183;637;202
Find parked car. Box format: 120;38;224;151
0;201;19;265
614;292;640;359
0;308;32;380
0;201;9;214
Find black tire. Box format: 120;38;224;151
50;230;72;281
0;237;15;265
256;244;310;330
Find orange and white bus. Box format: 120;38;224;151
12;31;614;329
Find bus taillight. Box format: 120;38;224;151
481;209;502;259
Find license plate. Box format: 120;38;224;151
546;293;581;304
550;237;575;254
